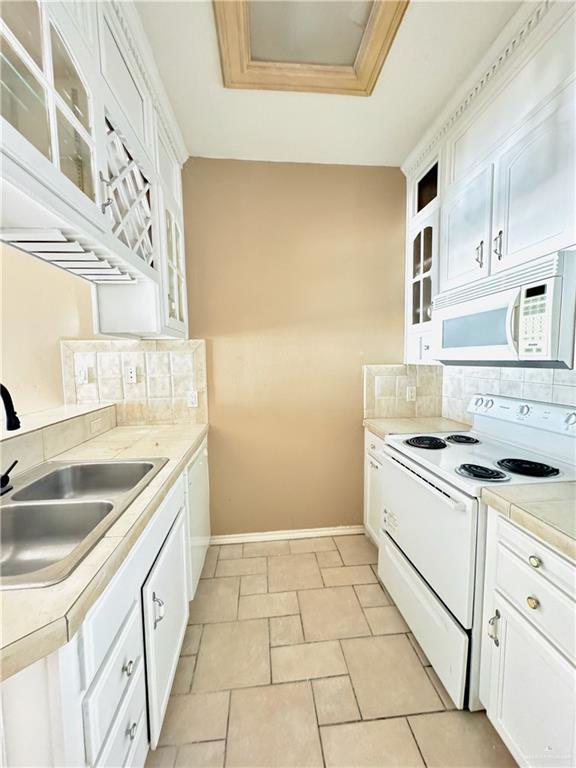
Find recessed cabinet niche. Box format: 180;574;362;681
416;162;438;214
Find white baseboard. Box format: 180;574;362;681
210;524;365;546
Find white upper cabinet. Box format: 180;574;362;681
439;163;493;292
491;86;576;273
0;1;105;228
1;0;189;338
403;2;576;324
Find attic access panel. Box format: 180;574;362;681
213;0;409;96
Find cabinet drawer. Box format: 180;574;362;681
83;601;144;765
495;543;575;662
378;532;468;708
497;516;575;595
95;661;146;768
365;430;387;459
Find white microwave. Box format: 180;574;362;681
433;253;576;367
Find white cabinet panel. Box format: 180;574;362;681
492;87;576;272
487;596;576;768
100;17;145;146
187;439;210;598
439;163;493;292
143;508;189;748
363;452;383;545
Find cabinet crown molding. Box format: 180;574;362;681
402;0;551;179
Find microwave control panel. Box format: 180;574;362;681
518;279;557;358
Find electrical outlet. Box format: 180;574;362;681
76;367;89;385
406;386;417;402
124;366;137;385
187;389;198;408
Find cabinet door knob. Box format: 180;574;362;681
528;555;541;569
128;722;137;741
123;659;135;677
526;596;540;610
370;443;376;450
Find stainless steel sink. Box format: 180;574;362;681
0;458;168;590
12;462;156;501
1;501;113;577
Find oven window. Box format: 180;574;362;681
443;308;508;348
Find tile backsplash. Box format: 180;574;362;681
442;366;576;424
61;340;208;425
363;364;443;419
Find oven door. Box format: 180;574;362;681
379;447;478;627
434;286;521;362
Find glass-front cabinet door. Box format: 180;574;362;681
161;198;187;336
0;2;99;206
408;211;438;331
405;210;438;364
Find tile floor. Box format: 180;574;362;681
146;535;516;768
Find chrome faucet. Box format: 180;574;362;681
0;384;20;431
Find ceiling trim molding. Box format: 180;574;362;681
213;0;409;96
401;0;553;178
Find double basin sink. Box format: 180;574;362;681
0;459;168;590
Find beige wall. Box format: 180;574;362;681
183;159;405;535
0;244;94;414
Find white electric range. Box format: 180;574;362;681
375;394;576;712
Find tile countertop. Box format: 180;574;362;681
482;483;576;561
0;422;208;682
363;416;470;439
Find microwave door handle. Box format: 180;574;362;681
506;291;521;354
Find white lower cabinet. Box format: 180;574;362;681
363;431;385;544
486;595;576;768
186;438;210;599
143;509;189;748
0;459;209;768
482;511;576;767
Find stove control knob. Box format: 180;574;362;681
565;411;576;427
485;398;494;409
518;404;531;416
474;396;484;408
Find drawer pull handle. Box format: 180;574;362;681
153;592;165;629
528;555;541;569
487;609;500;647
526;596;540;610
370;443;376;450
128;722;137;741
123;659;135;677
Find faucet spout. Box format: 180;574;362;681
1;384;21;431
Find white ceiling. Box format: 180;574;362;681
136;0;521;166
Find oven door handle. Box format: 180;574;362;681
381;447;467;512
